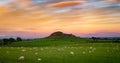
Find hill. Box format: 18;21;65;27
47;31;77;39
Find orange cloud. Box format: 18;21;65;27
48;1;85;7
0;6;9;16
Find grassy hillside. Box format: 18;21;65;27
9;37;88;47
7;37;115;47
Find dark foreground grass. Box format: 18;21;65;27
0;43;120;63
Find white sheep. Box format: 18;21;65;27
18;56;25;61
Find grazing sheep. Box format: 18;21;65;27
70;51;74;55
18;56;24;61
38;58;42;61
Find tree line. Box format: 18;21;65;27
0;37;22;45
90;37;120;43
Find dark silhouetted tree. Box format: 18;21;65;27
3;38;9;45
9;38;16;42
91;37;98;42
16;37;22;42
1;38;16;46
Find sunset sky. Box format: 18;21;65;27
0;0;120;38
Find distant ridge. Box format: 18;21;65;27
47;31;77;39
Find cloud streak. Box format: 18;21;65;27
47;1;85;7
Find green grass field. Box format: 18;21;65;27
0;38;120;63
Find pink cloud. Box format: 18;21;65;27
84;31;120;37
0;30;48;38
107;0;120;2
12;0;30;8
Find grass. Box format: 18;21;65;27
0;38;120;63
8;38;88;47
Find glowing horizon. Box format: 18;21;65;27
0;0;120;38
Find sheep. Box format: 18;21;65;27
18;56;24;61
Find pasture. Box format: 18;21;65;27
0;42;120;63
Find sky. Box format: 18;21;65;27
0;0;120;38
